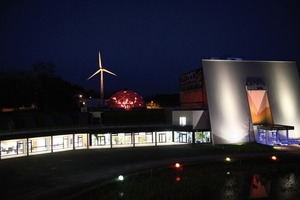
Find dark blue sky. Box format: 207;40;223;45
1;0;300;96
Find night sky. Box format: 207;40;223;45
1;0;300;96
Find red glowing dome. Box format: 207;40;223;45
107;90;145;110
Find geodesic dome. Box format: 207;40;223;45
107;90;145;110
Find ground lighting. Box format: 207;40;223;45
271;155;277;161
175;177;181;182
117;175;124;181
225;157;231;162
174;162;183;170
175;162;181;168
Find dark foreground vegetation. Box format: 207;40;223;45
0;62;85;112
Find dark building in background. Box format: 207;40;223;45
179;68;208;108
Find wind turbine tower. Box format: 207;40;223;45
87;51;117;107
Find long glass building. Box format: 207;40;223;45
1;59;299;159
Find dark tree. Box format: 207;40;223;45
32;61;80;112
0;61;87;112
0;70;37;110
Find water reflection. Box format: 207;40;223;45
249;174;271;199
222;174;239;199
71;158;300;200
275;173;299;200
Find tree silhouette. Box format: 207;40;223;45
0;70;36;110
0;61;85;112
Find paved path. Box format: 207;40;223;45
1;144;299;200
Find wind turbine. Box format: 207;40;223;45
87;51;117;107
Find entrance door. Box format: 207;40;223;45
28;140;33;153
179;133;187;143
17;141;24;154
159;133;166;143
97;136;105;146
77;136;83;147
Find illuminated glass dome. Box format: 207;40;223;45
107;90;145;110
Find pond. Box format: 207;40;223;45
71;155;300;200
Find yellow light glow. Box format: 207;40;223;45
271;155;277;161
225;157;231;162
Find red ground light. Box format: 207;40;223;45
107;90;145;110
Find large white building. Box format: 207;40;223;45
1;59;299;160
202;59;300;144
176;59;300;145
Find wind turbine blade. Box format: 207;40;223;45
102;69;117;76
87;69;101;80
98;51;102;69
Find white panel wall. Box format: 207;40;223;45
172;110;210;129
172;110;193;126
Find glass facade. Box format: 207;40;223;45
91;133;111;148
257;129;288;146
255;125;298;146
174;131;192;143
52;134;73;152
74;133;88;149
112;133;133;147
195;131;211;143
28;136;51;155
1;139;27;158
134;132;155;147
0;130;211;159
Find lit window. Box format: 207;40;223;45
179;117;186;126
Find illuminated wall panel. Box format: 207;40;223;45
202;60;300;144
180;68;208;108
172;110;210;129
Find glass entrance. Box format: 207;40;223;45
179;133;187;143
159;133;166;143
77;136;83;147
28;140;32;153
97;136;106;146
17;141;24;154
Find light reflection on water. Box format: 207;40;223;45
221;175;240;199
71;158;300;200
273;173;300;200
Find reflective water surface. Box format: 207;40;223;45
72;156;300;200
